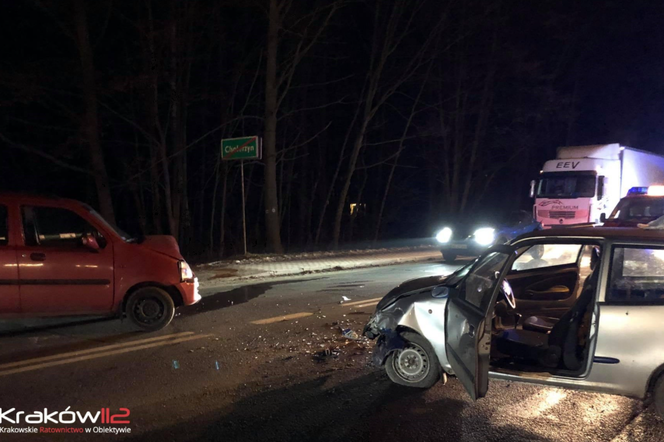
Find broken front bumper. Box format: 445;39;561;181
363;293;453;372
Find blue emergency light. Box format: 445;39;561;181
628;187;648;196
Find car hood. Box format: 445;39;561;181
376;274;448;311
140;235;184;260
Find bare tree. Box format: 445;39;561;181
263;0;339;253
331;0;444;248
374;61;432;242
73;0;116;223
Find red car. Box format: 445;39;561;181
603;186;664;228
0;193;200;331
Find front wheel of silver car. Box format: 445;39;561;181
654;375;664;419
385;331;442;389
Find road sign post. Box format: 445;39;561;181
221;136;262;161
240;160;247;256
221;136;262;256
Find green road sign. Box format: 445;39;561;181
221;136;262;160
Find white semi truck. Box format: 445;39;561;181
531;143;664;227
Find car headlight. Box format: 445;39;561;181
473;228;496;246
435;227;453;244
179;260;194;282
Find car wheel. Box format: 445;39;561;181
126;287;175;332
385;331;442;389
442;252;456;263
654;375;664;419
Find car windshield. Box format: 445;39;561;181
609;198;664;221
86;207;134;242
537;173;596;198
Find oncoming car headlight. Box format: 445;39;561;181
436;227;453;244
179;260;194;282
474;228;496;246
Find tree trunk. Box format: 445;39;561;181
332;119;369;248
209;155;220;255
374;61;431;241
168;8;182;240
219;161;228;256
263;0;284;253
313;90;363;245
73;0;115;224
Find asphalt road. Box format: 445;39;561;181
0;260;662;441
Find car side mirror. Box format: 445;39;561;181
599;213;607;223
529;180;536;199
432;286;450;298
81;233;100;252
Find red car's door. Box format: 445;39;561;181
0;203;20;313
17;205;114;315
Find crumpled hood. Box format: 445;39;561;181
140;235;183;260
376;274;447;311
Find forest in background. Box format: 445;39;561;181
2;0;663;258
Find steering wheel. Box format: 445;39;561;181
501;279;517;310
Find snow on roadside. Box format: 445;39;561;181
197;245;436;267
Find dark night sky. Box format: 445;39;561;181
2;0;664;252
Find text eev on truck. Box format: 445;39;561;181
530;143;664;228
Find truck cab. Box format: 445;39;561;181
533;144;664;228
534;160;615;227
0;193;200;331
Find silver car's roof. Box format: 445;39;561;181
517;226;664;243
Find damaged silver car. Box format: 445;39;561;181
364;227;664;417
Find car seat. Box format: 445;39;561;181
496;247;600;371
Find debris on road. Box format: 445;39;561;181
313;347;340;362
341;328;360;340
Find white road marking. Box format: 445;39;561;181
352;301;379;309
250;312;313;325
0;331;195;370
0;333;212;377
341;297;383;307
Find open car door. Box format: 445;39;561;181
445;248;512;400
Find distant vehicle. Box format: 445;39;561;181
603;186;664;227
364;227;664;419
0;193;200;331
531;143;664;227
435;210;541;263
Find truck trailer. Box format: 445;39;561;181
531;143;664;227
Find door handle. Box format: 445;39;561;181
467;324;476;338
30;252;46;261
462;321;476;338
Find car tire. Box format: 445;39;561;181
125;287;175;332
654;374;664;419
385;331;442;389
442;253;456;263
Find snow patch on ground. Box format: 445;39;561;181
198;245;436;267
